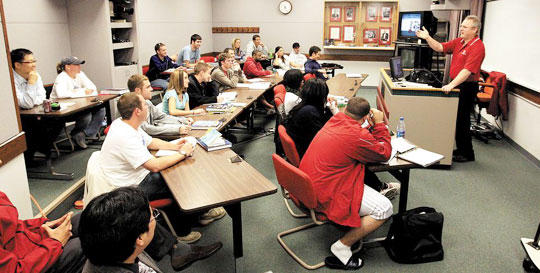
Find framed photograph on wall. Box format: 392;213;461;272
343;25;356;42
330;7;342;22
379;27;392;45
329;26;341;41
344;7;356;22
365;5;378;22
363;28;378;43
380;6;392;22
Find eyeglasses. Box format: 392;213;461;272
151;208;160;222
19;60;37;64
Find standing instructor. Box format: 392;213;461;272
416;15;485;162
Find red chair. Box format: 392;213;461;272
277;125;300;168
273;84;286;120
272;154;326;270
142;65;164;92
149;199;178;236
303;73;316;81
200;56;217;63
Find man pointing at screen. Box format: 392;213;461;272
416;15;485;163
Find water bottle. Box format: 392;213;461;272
396;117;406;138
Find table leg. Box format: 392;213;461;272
27;157;74;181
105;100;113;125
224;203;243;273
389;169;410;213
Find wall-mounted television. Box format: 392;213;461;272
398;11;437;42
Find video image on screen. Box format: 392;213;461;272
400;13;421;37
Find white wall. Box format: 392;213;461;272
0;156;33;219
4;0;72;84
137;0;213;65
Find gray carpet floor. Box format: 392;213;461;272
28;87;539;272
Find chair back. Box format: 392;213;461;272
83;151;115;208
272;154;317;209
278;125;300;167
142;65;150;75
303;73;316;81
200;56;217;63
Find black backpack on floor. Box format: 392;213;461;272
384;207;444;264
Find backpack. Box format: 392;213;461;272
384;207;444;264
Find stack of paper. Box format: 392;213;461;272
220;92;237;102
236;82;271;89
398;148;444;167
155;137;197;157
196;129;232;151
100;88;128;95
191;120;222;130
346;73;363;78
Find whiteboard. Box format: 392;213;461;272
483;0;540;92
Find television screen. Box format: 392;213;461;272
400;13;421;37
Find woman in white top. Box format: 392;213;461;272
51;56;105;149
273;46;291;70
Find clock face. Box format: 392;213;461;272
279;0;292;14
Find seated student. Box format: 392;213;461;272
211;52;246;93
245;34;269;58
224;47;248;78
284;78;338;158
146;42;180;90
243;50;276;114
0;191;85;273
289;42;308;67
128;74;192;136
10;48;63;165
243;49;272;78
163;70;205;116
232;38;246;61
178;34;202;68
299;98;394;269
273;46;292;70
99;93;225;243
304;46;328;80
187;62;222;109
79;187;223;272
51;56;105;149
280;69;304;115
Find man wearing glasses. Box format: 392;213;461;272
80;187;222;272
11;48;63;166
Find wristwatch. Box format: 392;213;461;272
180;150;187;156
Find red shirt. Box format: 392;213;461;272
442;36;485;82
0;192;63;273
299;113;391;227
242;57;271;78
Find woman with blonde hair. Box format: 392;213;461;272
162;70;204;116
232;38;245;61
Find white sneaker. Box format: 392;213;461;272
380;182;400;200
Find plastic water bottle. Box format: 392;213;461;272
397;117;406;138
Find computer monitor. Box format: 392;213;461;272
398;11;437;42
389;56;404;81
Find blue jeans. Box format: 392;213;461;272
71;107;106;138
151;78;169;90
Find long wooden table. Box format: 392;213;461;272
19;94;118;180
327;73;368;99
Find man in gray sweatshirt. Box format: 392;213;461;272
128;74;192;136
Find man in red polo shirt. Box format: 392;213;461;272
416;15;485;162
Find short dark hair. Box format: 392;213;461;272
79;187;151;266
345;97;370;120
10;48;33;69
283;69;303;90
309;46;321;57
292;42;300;49
252;34;260;41
154;42;165;52
117;93;143;120
223;47;233;53
191;34;202;43
252;49;261;57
